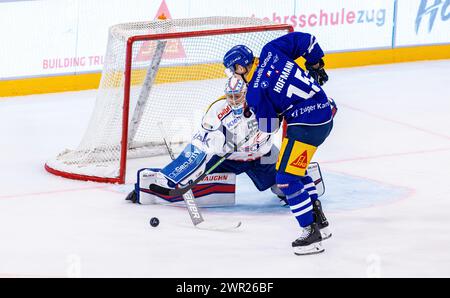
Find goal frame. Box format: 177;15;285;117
45;23;294;184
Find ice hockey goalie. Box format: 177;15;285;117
127;76;324;207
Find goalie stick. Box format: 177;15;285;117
157;122;241;231
150;122;258;197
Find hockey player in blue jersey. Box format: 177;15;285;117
126;75;290;206
196;75;283;197
223;32;336;255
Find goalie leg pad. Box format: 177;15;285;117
160;143;207;185
134;168;168;204
136;168;237;207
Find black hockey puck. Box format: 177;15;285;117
150;217;160;227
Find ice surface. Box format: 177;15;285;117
0;60;449;277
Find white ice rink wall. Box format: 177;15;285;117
0;0;449;95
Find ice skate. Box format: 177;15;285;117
292;222;324;256
125;190;138;203
313;199;332;240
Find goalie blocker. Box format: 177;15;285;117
131;162;325;207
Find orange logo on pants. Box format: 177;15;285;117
277;138;317;176
289;150;308;169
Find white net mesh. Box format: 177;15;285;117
46;16;290;182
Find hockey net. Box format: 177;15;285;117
45;16;292;184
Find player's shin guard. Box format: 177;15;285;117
301;175;319;202
276;173;314;228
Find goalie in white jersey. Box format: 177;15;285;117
190;75;283;195
127;75;329;206
127;75;286;205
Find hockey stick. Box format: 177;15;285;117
150;125;257;197
157;122;241;231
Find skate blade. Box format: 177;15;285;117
195;221;242;231
293;242;324;256
320;228;332;241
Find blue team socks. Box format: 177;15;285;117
286;188;314;228
301;175;319;202
277;172;314;228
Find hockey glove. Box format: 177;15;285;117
305;58;328;86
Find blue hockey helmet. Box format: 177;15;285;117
224;75;247;117
223;45;254;73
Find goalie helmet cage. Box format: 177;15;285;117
45;17;293;184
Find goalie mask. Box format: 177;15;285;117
225;76;247;117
